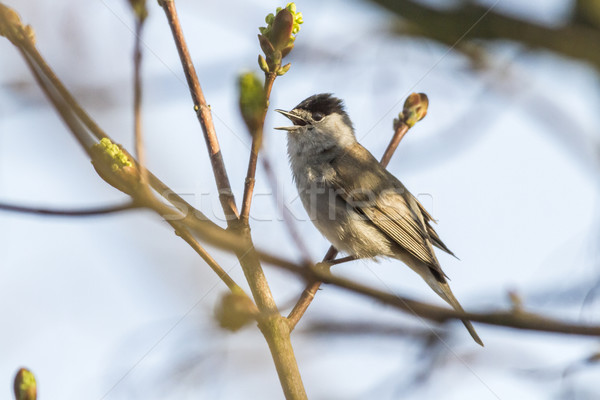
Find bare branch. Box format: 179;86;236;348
0;202;139;217
171;223;247;295
132;19;149;188
9;30;206;224
371;0;600;70
278;260;600;337
301;320;429;339
379;122;409;168
159;0;238;221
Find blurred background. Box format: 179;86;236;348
1;0;600;398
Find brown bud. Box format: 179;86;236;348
258;34;275;57
281;43;294;58
270;8;294;51
401;92;428;127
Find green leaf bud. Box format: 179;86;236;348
238;72;266;134
258;54;270;73
14;368;36;400
277;63;291;76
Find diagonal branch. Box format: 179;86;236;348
276;257;600;338
159;0;238;221
371;0;600;70
172;223;246;294
12;34;207;224
0;202;139;216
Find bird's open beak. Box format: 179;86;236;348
274;109;307;131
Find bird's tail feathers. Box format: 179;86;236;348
427;277;484;347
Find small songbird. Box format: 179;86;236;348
275;93;483;346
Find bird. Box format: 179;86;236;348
275;93;483;346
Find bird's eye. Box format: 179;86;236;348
312;112;324;121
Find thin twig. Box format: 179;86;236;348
327;255;356;266
0;202;139;217
287;120;412;330
371;0;600;70
240;73;276;224
302;320;429;339
14;37;205;222
172;223;247;295
133;19;149;187
276;257;600;337
160;0;238;221
15;38;102;146
18;48;97;152
380;123;409;168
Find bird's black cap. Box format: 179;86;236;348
294;93;346;116
292;93;354;130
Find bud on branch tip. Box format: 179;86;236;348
399;93;428;128
238;72;266;134
0;4;36;45
257;3;303;75
14;368;36;400
91;138;140;195
92;138;133;171
127;0;148;22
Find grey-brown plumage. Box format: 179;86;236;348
275;94;483;346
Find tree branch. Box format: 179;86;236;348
371;0;600;70
171;222;247;295
159;0;239;221
278;259;600;337
0;202;139;216
9;31;206;224
132;18;149;188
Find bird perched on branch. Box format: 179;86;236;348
275;93;483;346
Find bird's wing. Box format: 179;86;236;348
329;143;447;277
329;144;483;345
410;194;457;258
